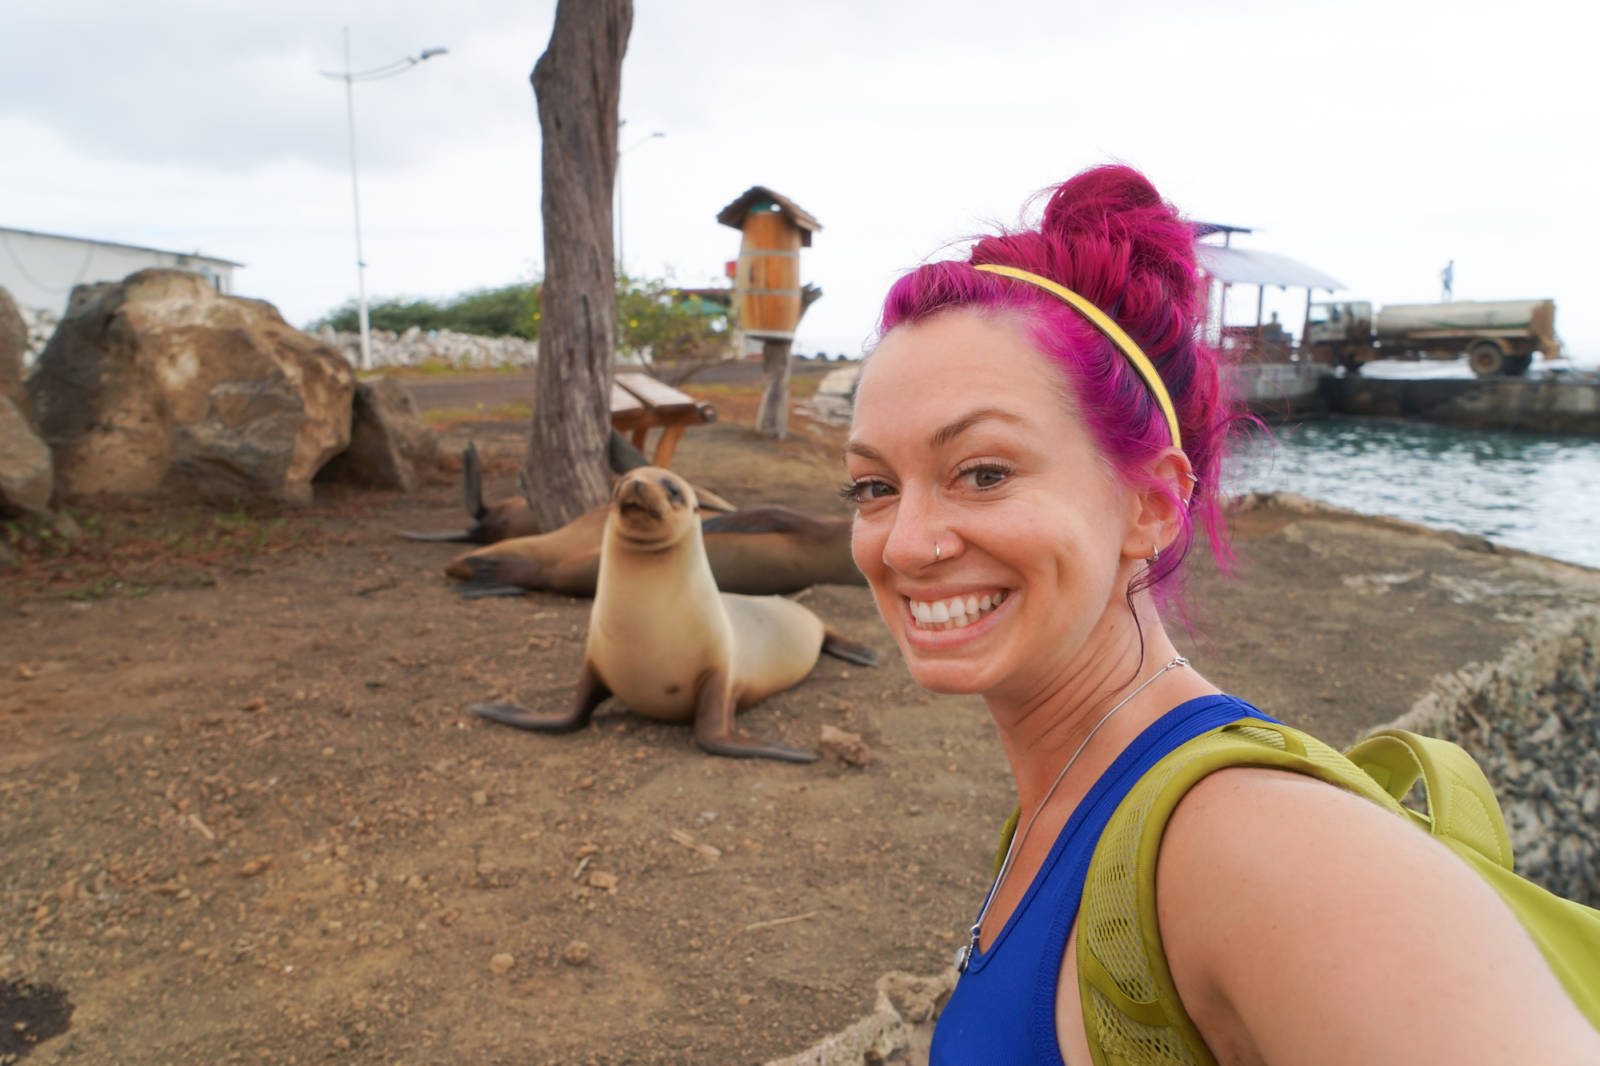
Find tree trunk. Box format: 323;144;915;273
521;0;632;530
754;284;822;440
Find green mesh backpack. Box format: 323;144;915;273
997;719;1600;1065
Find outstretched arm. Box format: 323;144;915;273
1156;767;1600;1066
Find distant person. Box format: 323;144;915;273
843;165;1600;1064
1262;310;1288;350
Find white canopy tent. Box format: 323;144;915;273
1194;231;1343;357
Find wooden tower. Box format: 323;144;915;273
716;186;821;345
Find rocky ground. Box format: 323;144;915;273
5;372;1600;1065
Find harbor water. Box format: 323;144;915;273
1232;418;1600;570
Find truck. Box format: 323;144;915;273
1304;298;1561;377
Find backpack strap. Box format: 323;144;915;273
1075;719;1600;1064
1344;728;1514;871
1074;719;1408;1066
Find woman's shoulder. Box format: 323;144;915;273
1152;765;1600;1065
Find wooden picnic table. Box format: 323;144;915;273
609;372;717;469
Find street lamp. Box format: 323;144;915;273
616;121;665;280
321;29;447;371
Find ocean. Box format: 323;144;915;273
1231;417;1600;570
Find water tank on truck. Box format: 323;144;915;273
1306;298;1560;377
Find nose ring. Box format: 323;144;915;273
933;539;942;563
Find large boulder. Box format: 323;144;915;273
26;270;354;506
317;377;438;492
0;286;28;412
0;394;53;516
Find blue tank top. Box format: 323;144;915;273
931;694;1277;1066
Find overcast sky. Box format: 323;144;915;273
3;0;1596;361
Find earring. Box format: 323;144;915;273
1147;546;1160;566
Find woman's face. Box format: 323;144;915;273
846;309;1142;701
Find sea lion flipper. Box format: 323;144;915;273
607;428;650;474
457;583;527;600
691;674;818;763
692;486;738;514
821;631;879;668
395;443;491;542
463;555;545;591
463;441;485;520
472;665;608;733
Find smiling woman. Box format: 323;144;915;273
844;166;1600;1065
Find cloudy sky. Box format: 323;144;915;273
4;0;1596;361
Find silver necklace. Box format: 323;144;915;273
954;655;1189;974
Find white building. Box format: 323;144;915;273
0;225;242;315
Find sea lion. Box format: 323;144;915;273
401;436;736;544
399;441;541;544
447;503;864;598
472;467;877;761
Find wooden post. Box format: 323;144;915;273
1255;284;1265;355
521;0;632;530
754;284;821;440
756;337;792;438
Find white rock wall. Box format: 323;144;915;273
20;306;59;366
316;327;539;370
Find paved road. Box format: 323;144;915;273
398;357;843;412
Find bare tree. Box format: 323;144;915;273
521;0;633;530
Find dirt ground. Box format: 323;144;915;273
5;372;1600;1065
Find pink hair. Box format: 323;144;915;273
877;165;1254;602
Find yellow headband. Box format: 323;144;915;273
974;263;1182;450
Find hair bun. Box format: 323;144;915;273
1040;166;1167;240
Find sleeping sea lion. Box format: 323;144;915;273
399;441;540;544
447;504;863;598
472;467;877;761
401;436;737;544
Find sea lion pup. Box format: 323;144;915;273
447;504;864;598
472;467;877;762
400;436;735;544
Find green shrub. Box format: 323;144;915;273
311;274;731;365
312;282;541;340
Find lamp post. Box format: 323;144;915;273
615;122;665;280
321;29;447;371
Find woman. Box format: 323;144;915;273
842;166;1599;1064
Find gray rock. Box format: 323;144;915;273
0;286;27;412
1394;608;1600;905
1526;712;1562;746
316;377;437;493
26;269;353;505
0;394;53;515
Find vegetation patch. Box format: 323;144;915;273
312;274;733;378
0;502;361;600
420;403;534;431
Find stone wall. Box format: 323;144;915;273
1392;607;1600;907
314;327;539;370
1327;374;1600;435
19;306;59;366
